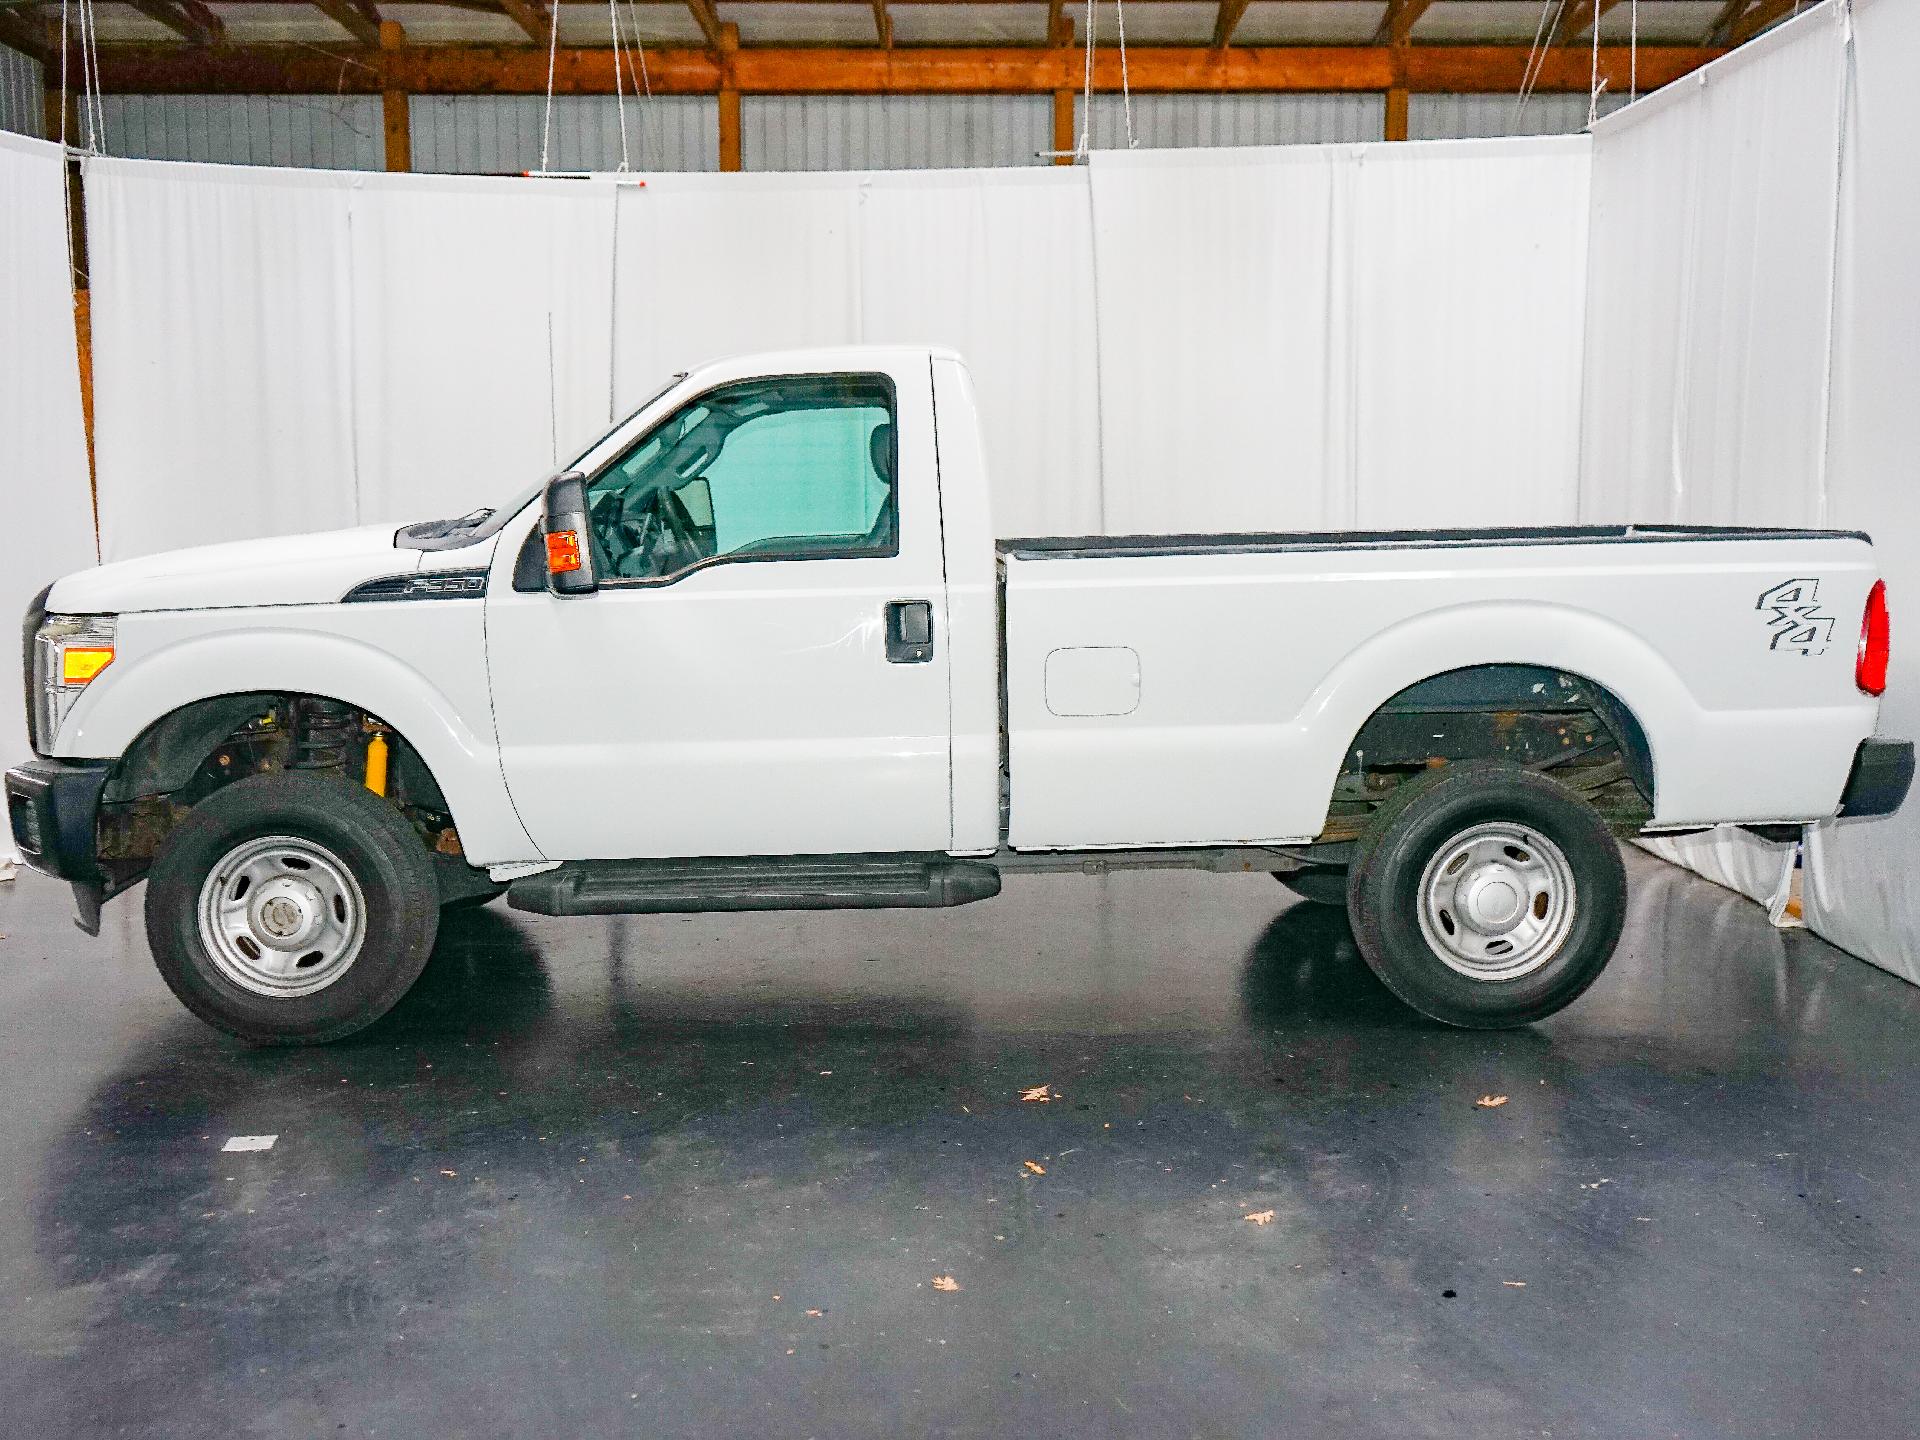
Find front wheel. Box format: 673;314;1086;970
1346;761;1626;1029
145;772;441;1044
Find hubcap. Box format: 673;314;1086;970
1416;822;1577;982
196;835;367;998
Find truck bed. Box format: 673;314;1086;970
999;523;1869;562
997;524;1880;852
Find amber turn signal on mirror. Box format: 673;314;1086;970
546;530;584;575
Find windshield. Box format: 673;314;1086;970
398;373;692;552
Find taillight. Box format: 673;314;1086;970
1858;579;1890;696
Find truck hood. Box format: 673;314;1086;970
46;524;430;614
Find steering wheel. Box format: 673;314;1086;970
615;486;706;578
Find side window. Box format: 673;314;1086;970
584;374;897;582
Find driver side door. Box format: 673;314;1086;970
483;361;954;862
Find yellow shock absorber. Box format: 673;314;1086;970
364;730;389;796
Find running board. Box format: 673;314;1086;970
506;854;1003;917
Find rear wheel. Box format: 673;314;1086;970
1345;761;1626;1028
145;772;440;1044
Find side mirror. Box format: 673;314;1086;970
542;472;598;596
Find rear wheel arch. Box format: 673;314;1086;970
1321;662;1658;843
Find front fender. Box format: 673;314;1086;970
54;617;540;865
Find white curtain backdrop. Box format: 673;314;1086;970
1803;0;1920;982
89;142;1590;556
89;160;359;556
0;131;98;873
1581;0;1920;985
1579;5;1851;916
345;172;616;524
608;168;1101;537
1088;139;1592;535
87;160;619;559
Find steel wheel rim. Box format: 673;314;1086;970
1416;821;1577;982
196;834;368;998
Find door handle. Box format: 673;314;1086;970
885;600;935;664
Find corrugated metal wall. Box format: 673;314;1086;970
0;44;43;138
410;96;719;174
742;95;1052;171
69;90;1639;171
96;95;384;169
1409;92;1632;140
1081;93;1387;149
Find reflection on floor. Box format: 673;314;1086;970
0;850;1914;1439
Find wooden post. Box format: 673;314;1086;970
74;289;98;542
717;22;742;172
1051;15;1074;165
1385;85;1409;141
380;20;410;172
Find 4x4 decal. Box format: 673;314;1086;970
1756;578;1835;655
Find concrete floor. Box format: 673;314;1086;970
0;852;1915;1440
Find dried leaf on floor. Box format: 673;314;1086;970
439;1169;457;1178
1475;1095;1509;1109
806;1308;823;1317
1244;1210;1276;1226
931;1275;961;1292
1503;1280;1527;1288
1023;1160;1046;1175
1020;1085;1054;1103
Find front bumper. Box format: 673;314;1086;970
1837;737;1915;819
5;758;113;933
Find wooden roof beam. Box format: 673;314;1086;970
1211;0;1251;50
495;0;550;44
86;43;1727;96
310;0;383;48
1372;0;1434;47
125;0;226;46
0;6;54;61
1727;0;1798;45
872;0;892;49
686;0;722;50
1707;0;1754;45
1549;0;1625;46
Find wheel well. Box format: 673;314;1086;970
96;693;460;885
1321;665;1655;843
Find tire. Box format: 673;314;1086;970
1272;866;1348;906
145;772;441;1044
1345;760;1626;1029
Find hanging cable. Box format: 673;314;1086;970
75;0;104;153
1114;0;1135;149
85;0;106;151
1077;0;1095;159
91;0;107;150
56;0;78;289
540;0;561;172
1587;0;1603;128
1629;0;1638;102
624;0;660;170
608;0;631;170
1511;0;1566;129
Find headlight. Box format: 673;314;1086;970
32;614;116;752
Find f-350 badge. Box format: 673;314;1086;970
1756;578;1835;655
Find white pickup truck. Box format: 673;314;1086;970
8;347;1912;1043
